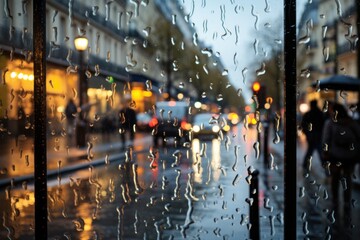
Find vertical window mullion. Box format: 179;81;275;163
284;1;297;239
33;0;48;239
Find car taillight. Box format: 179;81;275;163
149;117;158;127
181;119;191;130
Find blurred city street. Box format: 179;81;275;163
0;124;284;239
1;123;360;239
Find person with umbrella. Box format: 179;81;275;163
322;103;360;225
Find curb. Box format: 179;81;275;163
0;149;148;189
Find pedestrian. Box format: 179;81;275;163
301;100;326;170
322;103;360;224
65;99;77;137
119;100;137;149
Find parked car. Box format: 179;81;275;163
152;101;191;146
136;113;152;132
191;113;230;139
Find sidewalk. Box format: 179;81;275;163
263;132;360;240
0;133;152;188
253;133;285;239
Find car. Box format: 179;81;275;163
136;113;152;132
151;101;191;146
191;113;230;139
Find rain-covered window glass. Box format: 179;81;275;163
297;0;360;239
6;0;360;239
0;1;35;239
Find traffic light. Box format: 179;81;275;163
252;82;261;93
252;81;266;109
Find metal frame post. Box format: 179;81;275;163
357;2;360;105
284;1;297;239
249;170;260;240
76;50;87;147
33;0;47;238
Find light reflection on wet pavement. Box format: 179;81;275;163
45;139;253;239
0;127;267;239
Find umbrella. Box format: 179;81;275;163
312;75;360;91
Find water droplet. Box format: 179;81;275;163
323;46;329;61
92;6;99;16
341;177;347;191
72;218;85;231
203;64;209;74
193;33;198;46
94;64;100;76
251;5;259;30
105;154;110;165
253;141;260;159
327;210;335;224
232;174;240;186
87;142;94;161
323;189;328;200
85;70;92;78
264;198;274;212
298;35;310;44
246;197;254;206
299;187;305;198
146;80;152;91
273;132;280;144
303;221;309;235
242;68;248;84
201;48;212;57
256;62;266;76
143;26;151;37
300;68;311;78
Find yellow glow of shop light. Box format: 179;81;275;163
10;72;17;78
132;89;144;100
143;91;153;97
23;74;29;80
18;73;23;79
29;75;34;81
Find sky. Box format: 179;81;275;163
181;0;308;102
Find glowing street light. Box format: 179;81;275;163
74;36;89;51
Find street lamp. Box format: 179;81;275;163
74;35;89;147
74;36;89;51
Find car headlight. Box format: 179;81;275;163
193;125;200;133
223;125;230;132
231;119;239;125
212;125;220;133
